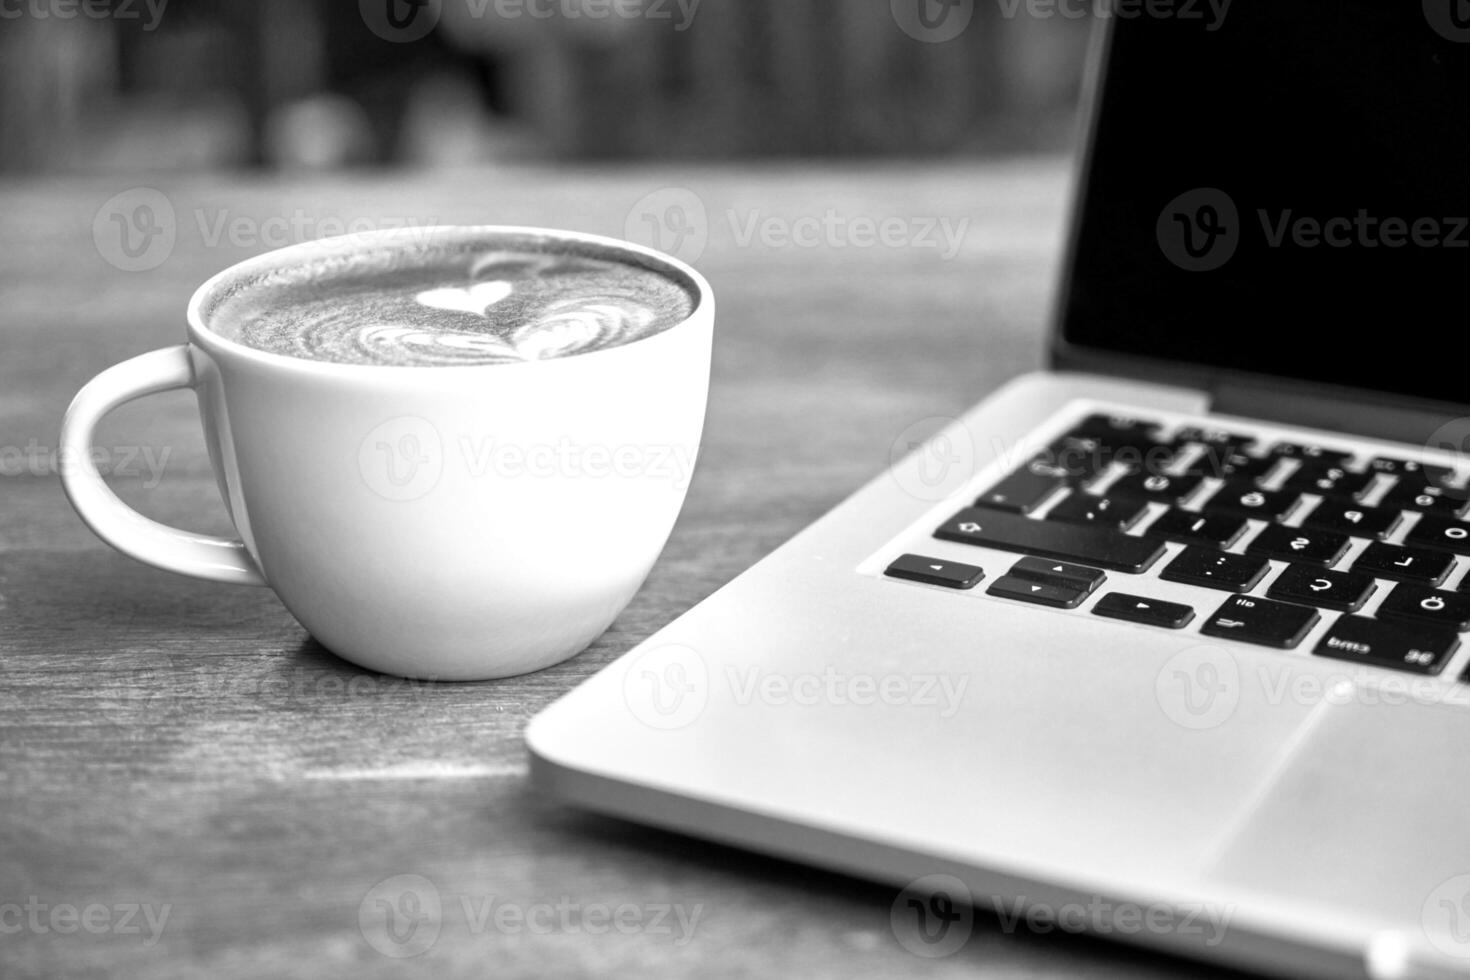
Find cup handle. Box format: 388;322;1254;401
60;345;267;586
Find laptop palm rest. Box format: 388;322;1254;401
1204;693;1470;974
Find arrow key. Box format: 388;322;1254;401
1266;563;1376;612
1245;524;1350;567
986;574;1090;609
885;554;985;590
1009;556;1106;594
1092;592;1195;629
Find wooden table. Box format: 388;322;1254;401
0;162;1238;978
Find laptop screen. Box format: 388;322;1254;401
1058;2;1470;407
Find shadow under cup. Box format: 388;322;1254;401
66;227;714;681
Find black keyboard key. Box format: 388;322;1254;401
1353;543;1455;586
1267;564;1377;613
1270;443;1351;466
1278;463;1375;501
1298;500;1402;540
1045;493;1149;531
1092;592;1195;629
1053;417;1175;476
1040;438;1111;484
1201;595;1321;649
885;554;985;590
1314;616;1459;675
1145;509;1248;548
1024;452;1091;485
1368;456;1456;487
1245;524;1350;567
1161;547;1271;592
1010;556;1106;594
1070;414;1166;453
1105;470;1204;504
1376;584;1470;632
1200;482;1301;522
1114;447;1192;478
1403;515;1470;556
1173;426;1256;454
1189;447;1279;483
975;466;1066;514
935;508;1165;574
986;574;1089;609
1378;481;1467;517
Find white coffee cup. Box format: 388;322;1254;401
60;227;713;680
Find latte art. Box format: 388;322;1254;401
209;238;696;367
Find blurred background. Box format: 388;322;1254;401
0;0;1092;173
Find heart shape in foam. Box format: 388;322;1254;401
414;281;514;317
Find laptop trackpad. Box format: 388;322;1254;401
1205;693;1470;938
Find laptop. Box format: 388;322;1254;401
527;4;1470;977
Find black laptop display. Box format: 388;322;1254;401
1059;1;1470;408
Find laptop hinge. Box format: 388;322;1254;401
1211;382;1462;448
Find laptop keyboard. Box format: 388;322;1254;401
884;412;1470;678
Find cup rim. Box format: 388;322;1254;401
185;225;713;376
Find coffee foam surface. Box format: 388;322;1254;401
207;235;697;367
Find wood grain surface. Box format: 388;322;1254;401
0;162;1244;979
